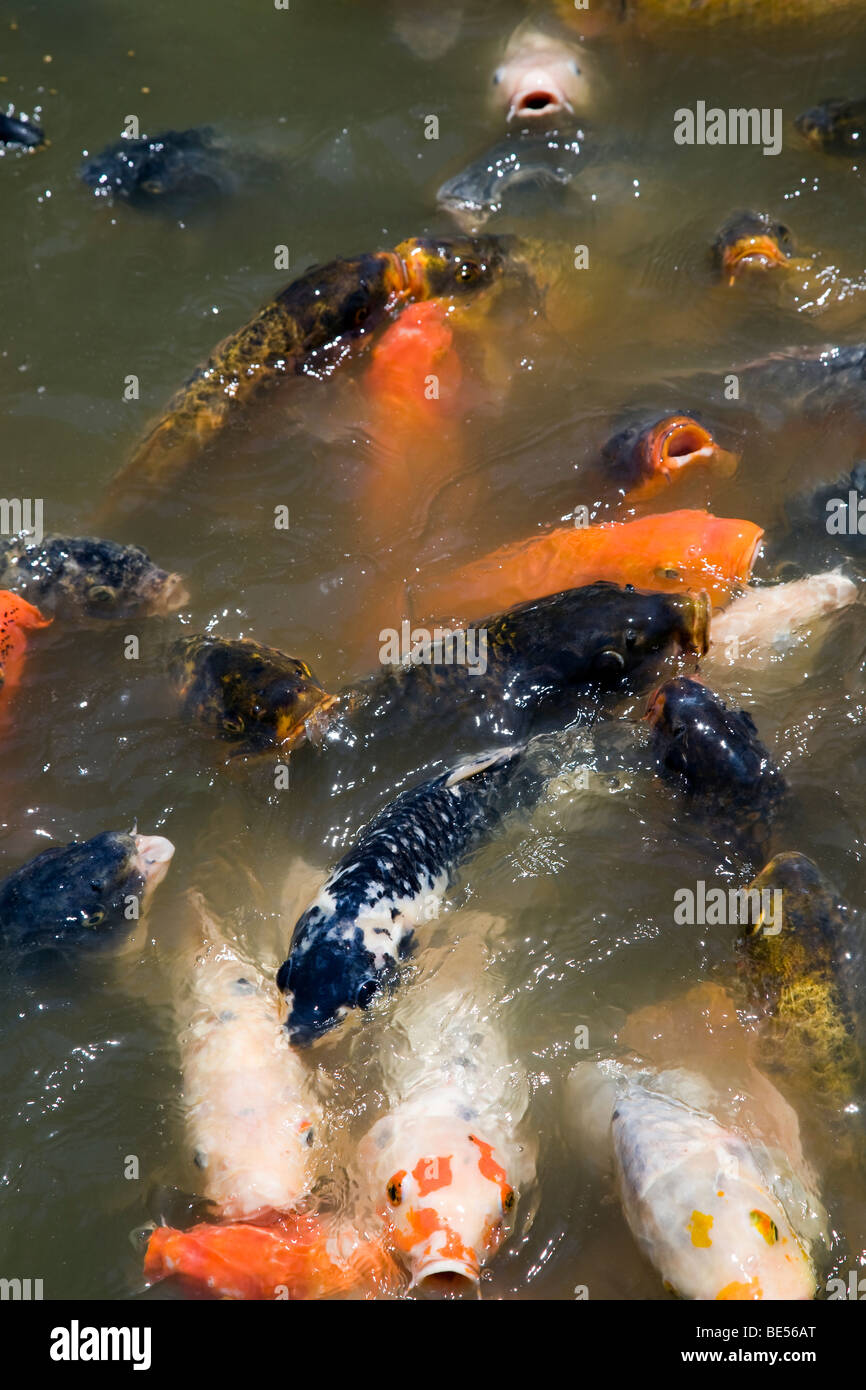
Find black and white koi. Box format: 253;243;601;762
277;746;535;1043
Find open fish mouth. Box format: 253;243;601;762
274;692;341;750
629;418;739;499
652;418;737;479
410;1251;481;1295
508;85;573;122
723;234;790;283
132;834;176;892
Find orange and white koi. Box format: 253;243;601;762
358;952;533;1293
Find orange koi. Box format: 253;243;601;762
420;509;763;623
144;1211;401;1301
363;299;465;530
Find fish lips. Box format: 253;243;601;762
507;86;574;124
132;834;176;897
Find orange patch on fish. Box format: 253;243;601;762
413;1155;453;1196
688;1210;714;1248
366;300;462;428
362;298;468;538
144;1212;400;1301
469;1134;513;1209
716;1278;764;1301
396;1206;480;1277
420;510;763;623
0;592;52;714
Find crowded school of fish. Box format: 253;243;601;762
2;0;865;1300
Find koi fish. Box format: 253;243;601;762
358;944;533;1293
101;236;513;519
144;1210;400;1300
713;212;794;286
492;22;590;125
363;299;465;531
366;300;462;426
420;510;763;623
708;570;858;668
0;830;173;952
644;676;785;859
180;896;322;1220
601;415;739;503
575;1060;818;1300
567;983;825;1301
277;746;541;1044
0;592;52;714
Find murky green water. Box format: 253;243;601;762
1;0;865;1300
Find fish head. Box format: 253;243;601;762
80;129;220;203
601;415;739;501
644;676;782;805
795;98;866;154
0;830;174;950
741;852;845;986
279;917;383;1044
713;211;794;285
492;25;590;125
652;1156;816;1301
367;1111;516;1294
170;635;337;750
528;582;710;689
30;537;188;620
396;235;515;302
612;1085;816;1301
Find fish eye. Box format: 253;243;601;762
354;303;370;327
456;259;481;284
750;1209;779;1245
89;585;115;605
222;715;245;735
82;906;106;928
355;979;378;1009
386;1175;403;1205
596;648;626;674
502;1186;515;1214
